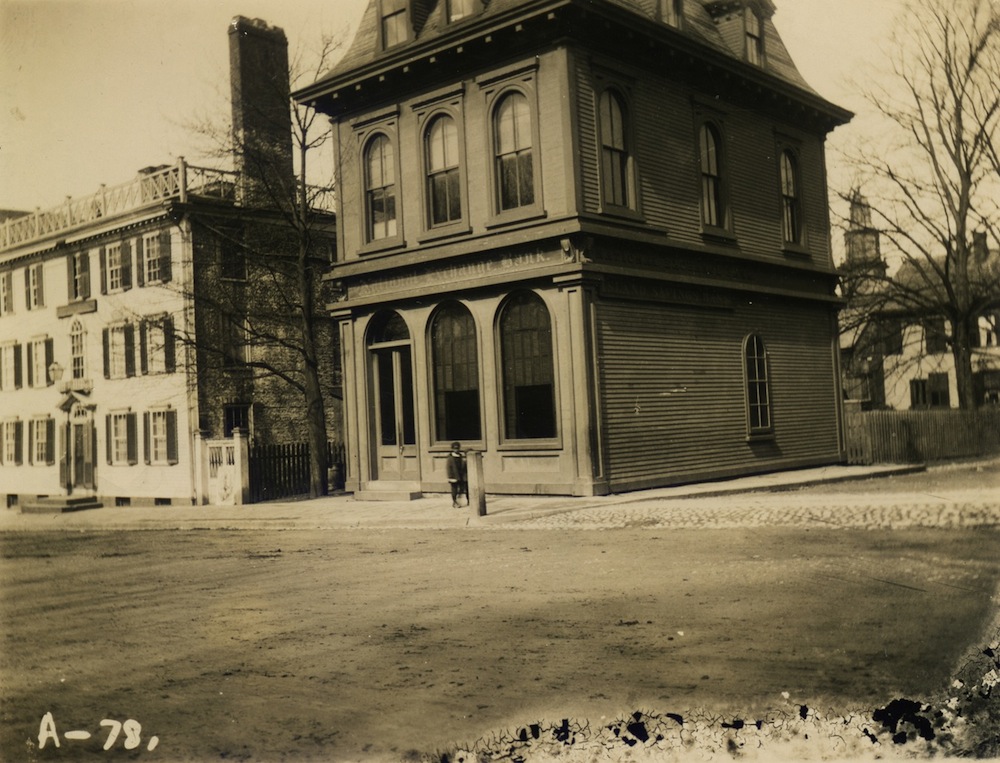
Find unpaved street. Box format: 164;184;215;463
2;521;998;762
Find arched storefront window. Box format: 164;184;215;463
498;292;556;439
430;303;481;442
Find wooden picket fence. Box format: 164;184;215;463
248;440;346;503
844;409;1000;465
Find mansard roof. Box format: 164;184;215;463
297;0;827;110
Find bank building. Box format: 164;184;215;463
294;0;852;498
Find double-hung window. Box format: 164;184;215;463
24;264;44;309
365;134;398;242
103;323;135;379
70;320;86;380
425;114;462;227
599;89;632;210
29;417;55;466
699;122;728;230
140;231;172;284
745;8;764;66
0;343;21;390
779;150;801;245
2;420;22;465
68;251;91;301
494;92;535;212
380;0;408;48
0;271;12;315
140;315;176;375
107;411;138;465
144;409;179;465
27;337;53;389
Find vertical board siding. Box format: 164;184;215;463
597;296;840;487
845;410;1000;465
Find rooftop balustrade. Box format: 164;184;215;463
0;159;238;252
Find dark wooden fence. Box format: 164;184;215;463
248;440;346;503
845;409;1000;465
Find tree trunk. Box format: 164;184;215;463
951;317;979;409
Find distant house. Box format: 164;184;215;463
294;0;852;497
839;193;1000;410
0;18;337;510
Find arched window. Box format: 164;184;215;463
425;114;462;226
699;123;726;228
70;320;86;380
599;90;631;208
498;292;556;439
743;334;772;434
779;150;801;244
431;303;481;442
494;92;535;212
365;134;397;242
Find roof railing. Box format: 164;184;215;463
0;158;238;252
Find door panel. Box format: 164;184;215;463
373;347;418;482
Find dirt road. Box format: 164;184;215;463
2;522;998;762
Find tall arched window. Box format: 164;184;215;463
743;334;772;434
365;134;397;242
431;303;481;442
425;114;462;226
494;92;535;212
599;90;631;208
779;150;801;244
70;320;86;380
499;292;556;439
699;123;725;228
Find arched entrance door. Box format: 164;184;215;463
368;312;418;482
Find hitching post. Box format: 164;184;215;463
467;450;487;516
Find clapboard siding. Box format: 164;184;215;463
575;58;602;214
597;296;840;487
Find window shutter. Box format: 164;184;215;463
81;253;91;299
85;426;96;488
45;338;54;386
139;321;149;375
66;255;75;300
26;343;33;387
166;409;179;465
127;412;138;465
143;412;151;464
99;246;107;294
163;316;176;373
45;418;55;465
58;422;67;484
121;240;132;291
14;421;23;465
27;421;34;465
36;265;44;307
159;231;172;283
13;344;22;388
124;324;136;377
24;267;30;308
135;237;145;287
102;329;110;378
106;415;113;464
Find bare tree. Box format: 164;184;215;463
839;0;1000;409
177;23;345;498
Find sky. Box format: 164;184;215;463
0;0;904;213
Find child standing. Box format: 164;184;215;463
445;441;468;508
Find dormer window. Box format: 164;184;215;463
745;7;764;66
381;0;409;49
448;0;477;23
660;0;683;27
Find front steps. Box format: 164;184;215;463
354;481;423;501
20;496;103;514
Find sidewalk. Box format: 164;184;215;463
8;460;991;532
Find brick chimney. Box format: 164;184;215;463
229;16;294;205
